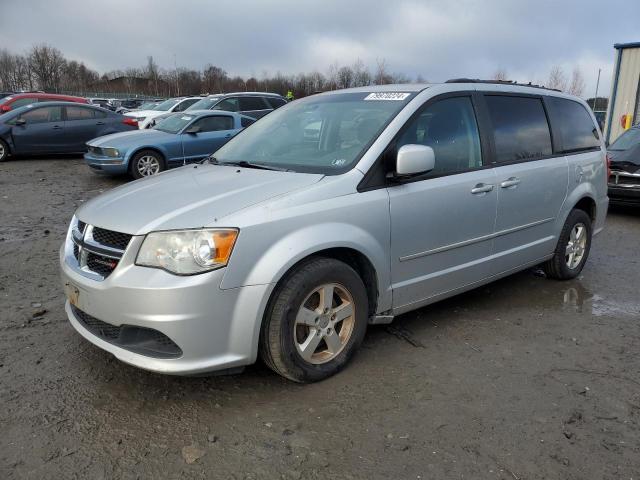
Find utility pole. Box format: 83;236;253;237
174;54;179;96
592;68;601;110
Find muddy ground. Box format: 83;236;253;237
1;157;639;480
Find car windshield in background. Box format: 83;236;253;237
187;97;221;111
609;128;640;151
153;114;194;134
153;99;180;111
138;102;157;110
214;91;415;174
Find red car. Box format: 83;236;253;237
0;93;89;113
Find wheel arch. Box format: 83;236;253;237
125;146;167;169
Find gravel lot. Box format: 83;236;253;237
1;157;639;480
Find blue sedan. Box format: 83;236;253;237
84;111;254;178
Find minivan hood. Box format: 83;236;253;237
75;165;323;234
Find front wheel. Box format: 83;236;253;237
130;150;165;179
543;209;592;280
260;257;368;383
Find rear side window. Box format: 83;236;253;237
547;97;599;153
193;115;234;132
66;106;96;120
174;98;200;112
265;97;286;109
239;96;268;111
240;117;255;128
485;95;552;163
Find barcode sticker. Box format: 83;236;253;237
364;92;410;101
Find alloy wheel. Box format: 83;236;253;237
137;155;160;176
294;283;356;364
565;223;587;269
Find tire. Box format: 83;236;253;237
129;150;165;179
0;139;9;162
260;257;369;383
542;209;592;280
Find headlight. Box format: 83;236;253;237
102;147;120;157
136;229;238;275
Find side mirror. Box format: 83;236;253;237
14;118;26;126
184;125;200;134
394;144;435;178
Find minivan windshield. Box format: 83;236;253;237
153;114;195;134
609;128;640;151
214;91;415;174
187;97;221;111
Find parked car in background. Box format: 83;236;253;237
0;102;138;161
115;98;154;114
607;125;640;205
0;93;89;113
188;92;286;118
87;98;112;110
84;110;253;178
124;97;201;129
61;82;607;382
0;92;14;100
149;92;286;128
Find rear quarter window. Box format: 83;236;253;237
265;97;287;109
239;96;269;111
547;97;600;153
485;95;552;163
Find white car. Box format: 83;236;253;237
125;97;202;129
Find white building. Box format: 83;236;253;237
605;42;640;144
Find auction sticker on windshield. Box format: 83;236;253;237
364;92;410;101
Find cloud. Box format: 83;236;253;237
0;0;636;97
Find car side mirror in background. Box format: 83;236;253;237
184;125;200;134
14;118;26;126
392;144;435;180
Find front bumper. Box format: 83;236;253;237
59;236;272;375
84;152;128;175
608;185;640;205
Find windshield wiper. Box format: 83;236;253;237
219;160;290;171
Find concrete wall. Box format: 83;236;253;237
605;46;640;143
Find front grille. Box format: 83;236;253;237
86;252;118;277
610;171;640;187
92;227;132;250
71;305;182;359
69;220;132;280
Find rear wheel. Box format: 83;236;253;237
130;150;165;179
260;257;368;383
0;139;9;162
543;209;592;280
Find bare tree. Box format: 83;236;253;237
492;68;508;81
336;65;354;89
374;58;392;85
547;65;568;91
568;67;585;97
28;44;66;91
352;59;371;87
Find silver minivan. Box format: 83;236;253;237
60;82;608;382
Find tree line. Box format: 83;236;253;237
1;43;588;99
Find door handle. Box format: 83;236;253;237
471;183;494;195
224;133;231;138
52;125;63;130
96;121;105;125
500;177;521;188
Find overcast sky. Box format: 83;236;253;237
1;0;638;98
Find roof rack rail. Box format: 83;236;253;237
445;78;561;92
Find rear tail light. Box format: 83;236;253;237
605;152;612;180
122;117;138;127
0;105;10;112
